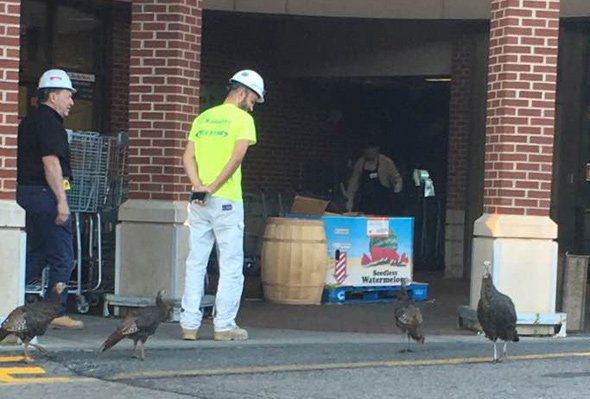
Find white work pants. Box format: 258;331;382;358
180;197;244;332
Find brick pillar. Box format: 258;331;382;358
483;0;559;216
108;1;131;133
460;0;564;336
127;0;200;200
0;0;26;329
0;0;20;200
445;33;474;279
117;0;202;300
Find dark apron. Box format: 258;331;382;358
354;160;392;216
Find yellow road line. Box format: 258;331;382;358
0;366;50;383
107;351;590;381
0;362;75;384
0;356;26;363
2;377;94;385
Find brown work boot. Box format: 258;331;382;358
181;329;198;341
50;315;84;329
214;327;248;341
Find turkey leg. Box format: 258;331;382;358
22;341;34;363
30;342;49;357
131;339;139;358
399;334;413;353
139;340;145;361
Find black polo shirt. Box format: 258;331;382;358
17;104;72;186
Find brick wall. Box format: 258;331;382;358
127;0;201;201
108;1;130;133
483;0;560;216
445;32;476;278
245;79;353;194
446;33;474;211
0;0;20;200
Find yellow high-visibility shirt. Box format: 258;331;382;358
187;103;257;202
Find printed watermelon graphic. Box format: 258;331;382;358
361;229;409;267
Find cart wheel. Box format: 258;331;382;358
76;296;90;314
25;294;40;304
87;293;101;307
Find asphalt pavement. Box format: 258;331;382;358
2;315;590;399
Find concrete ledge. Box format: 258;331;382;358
473;214;557;239
118;200;189;224
458;305;567;338
0;200;25;228
103;293;215;322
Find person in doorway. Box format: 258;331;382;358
16;69;83;329
346;142;403;215
180;69;265;341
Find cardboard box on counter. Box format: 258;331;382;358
289;195;330;215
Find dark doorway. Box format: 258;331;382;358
300;77;449;271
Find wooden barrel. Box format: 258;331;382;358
261;217;328;305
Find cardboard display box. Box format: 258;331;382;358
323;216;413;287
288;196;414;287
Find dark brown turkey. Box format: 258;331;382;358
0;282;65;362
394;279;425;352
477;267;519;363
98;289;172;360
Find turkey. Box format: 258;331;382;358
477;263;519;363
394;279;425;352
99;289;172;360
0;282;65;362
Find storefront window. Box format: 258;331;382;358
19;0;107;132
20;0;49;66
53;5;100;71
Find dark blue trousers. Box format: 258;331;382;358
17;185;74;316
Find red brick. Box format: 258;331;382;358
516;163;540;171
528;190;551;199
515;199;540;207
527;208;549;216
522;18;548;27
528;172;553;181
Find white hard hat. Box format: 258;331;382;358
38;69;77;93
229;70;265;103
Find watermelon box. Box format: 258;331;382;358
322;216;414;287
285;196;414;288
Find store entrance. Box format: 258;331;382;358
299;77;450;271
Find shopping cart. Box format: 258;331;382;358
24;130;129;313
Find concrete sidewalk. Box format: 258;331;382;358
0;272;470;355
2;271;588;354
0;313;486;355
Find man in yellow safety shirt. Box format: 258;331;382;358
180;70;265;341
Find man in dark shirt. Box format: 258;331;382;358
16;69;83;329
